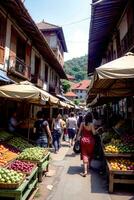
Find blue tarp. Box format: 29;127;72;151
0;70;14;83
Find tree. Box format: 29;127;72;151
61;80;71;93
64;55;88;82
74;99;80;105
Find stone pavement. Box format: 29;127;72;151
32;142;134;200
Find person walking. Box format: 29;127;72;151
66;112;77;147
8;111;22;133
77;112;102;177
33;111;52;147
51;114;63;153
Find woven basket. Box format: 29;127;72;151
0;175;25;189
7;161;37;176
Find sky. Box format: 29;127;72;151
24;0;91;61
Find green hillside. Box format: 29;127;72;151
64;55;88;81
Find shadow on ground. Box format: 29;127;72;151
90;169;108;193
65;152;76;157
67;166;82;175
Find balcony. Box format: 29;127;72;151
9;56;30;79
31;74;43;88
49;83;60;94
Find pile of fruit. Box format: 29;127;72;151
0;157;8;166
104;139;134;153
2;151;18;163
122;134;134;144
0;143;20;154
109;158;134;171
18;147;46;162
7;160;35;174
0;168;24;184
101;131;119;144
8;137;34;151
0;145;8;154
0;131;12;141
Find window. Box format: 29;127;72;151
16;37;26;62
45;64;48;82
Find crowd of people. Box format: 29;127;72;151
33;111;80;152
8;109;103;177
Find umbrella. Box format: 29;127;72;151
88;52;134;95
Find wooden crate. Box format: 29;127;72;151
0;167;38;200
102;143;134;158
38;152;51;182
106;159;134;193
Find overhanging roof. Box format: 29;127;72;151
88;0;128;74
37;21;67;52
0;0;67;79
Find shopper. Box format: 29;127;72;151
92;111;102;129
77;112;102;177
33;111;52;147
51;114;63;153
8;111;22;133
66;112;77;147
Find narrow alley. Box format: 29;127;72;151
33;143;134;200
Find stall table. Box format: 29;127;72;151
37;152;51;182
106;159;134;193
0;167;38;200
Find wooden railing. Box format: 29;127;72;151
9;56;31;79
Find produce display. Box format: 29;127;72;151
8;137;34;151
2;151;18;163
0;131;12;141
122;134;134;144
18;147;47;162
0;168;24;184
101;131;119;144
0;143;20;153
7;160;35;174
0;145;8;154
0;157;8;166
108;158;134;171
104;139;134;153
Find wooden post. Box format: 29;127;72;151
109;172;114;193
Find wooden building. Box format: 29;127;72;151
0;0;67;95
37;21;67;68
88;0;134;74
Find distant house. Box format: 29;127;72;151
71;80;91;101
64;91;77;101
37;21;67;67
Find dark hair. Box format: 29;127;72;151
36;111;43;119
85;112;92;125
70;112;74;117
93;111;99;120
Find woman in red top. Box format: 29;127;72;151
77;112;101;177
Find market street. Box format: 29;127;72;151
32;143;134;200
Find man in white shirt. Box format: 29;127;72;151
66;112;77;147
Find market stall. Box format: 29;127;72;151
99;115;134;192
87;53;134;193
0;144;50;199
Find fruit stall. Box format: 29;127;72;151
101;126;134;193
0;131;51;199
